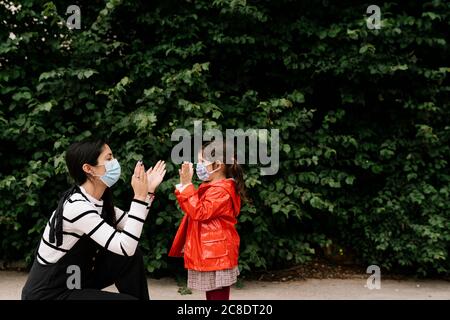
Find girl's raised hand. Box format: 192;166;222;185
179;161;193;186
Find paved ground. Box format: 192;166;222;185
1;271;449;300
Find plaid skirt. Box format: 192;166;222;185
187;266;240;291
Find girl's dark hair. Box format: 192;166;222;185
202;140;248;203
49;139;116;247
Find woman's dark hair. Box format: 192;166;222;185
49;139;116;247
202;140;248;203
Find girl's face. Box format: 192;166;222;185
197;150;224;180
84;144;114;178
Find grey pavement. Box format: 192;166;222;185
1;271;449;300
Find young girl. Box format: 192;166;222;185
169;140;247;300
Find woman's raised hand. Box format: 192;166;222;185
146;160;167;193
131;160;148;201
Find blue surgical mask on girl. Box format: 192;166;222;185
196;162;219;181
95;159;121;187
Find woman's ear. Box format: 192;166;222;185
82;163;94;176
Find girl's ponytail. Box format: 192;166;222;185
226;160;248;203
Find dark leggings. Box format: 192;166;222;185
206;286;230;300
63;248;149;300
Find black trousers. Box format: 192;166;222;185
63;247;150;300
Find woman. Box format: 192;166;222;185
21;139;166;300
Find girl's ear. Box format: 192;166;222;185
213;160;222;169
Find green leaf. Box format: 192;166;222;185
12;91;32;101
390;64;408;72
285;185;293;195
345;176;355;185
83;70;95;78
359;44;375;54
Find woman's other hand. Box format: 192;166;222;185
146;160;167;193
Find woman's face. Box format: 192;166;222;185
85;144;114;177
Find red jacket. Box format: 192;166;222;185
168;178;241;271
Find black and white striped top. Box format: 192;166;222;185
36;185;153;265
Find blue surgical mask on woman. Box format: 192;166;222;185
95;159;121;187
196;162;219;181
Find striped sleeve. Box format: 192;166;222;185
114;194;154;230
114;207;128;231
65;199;151;256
